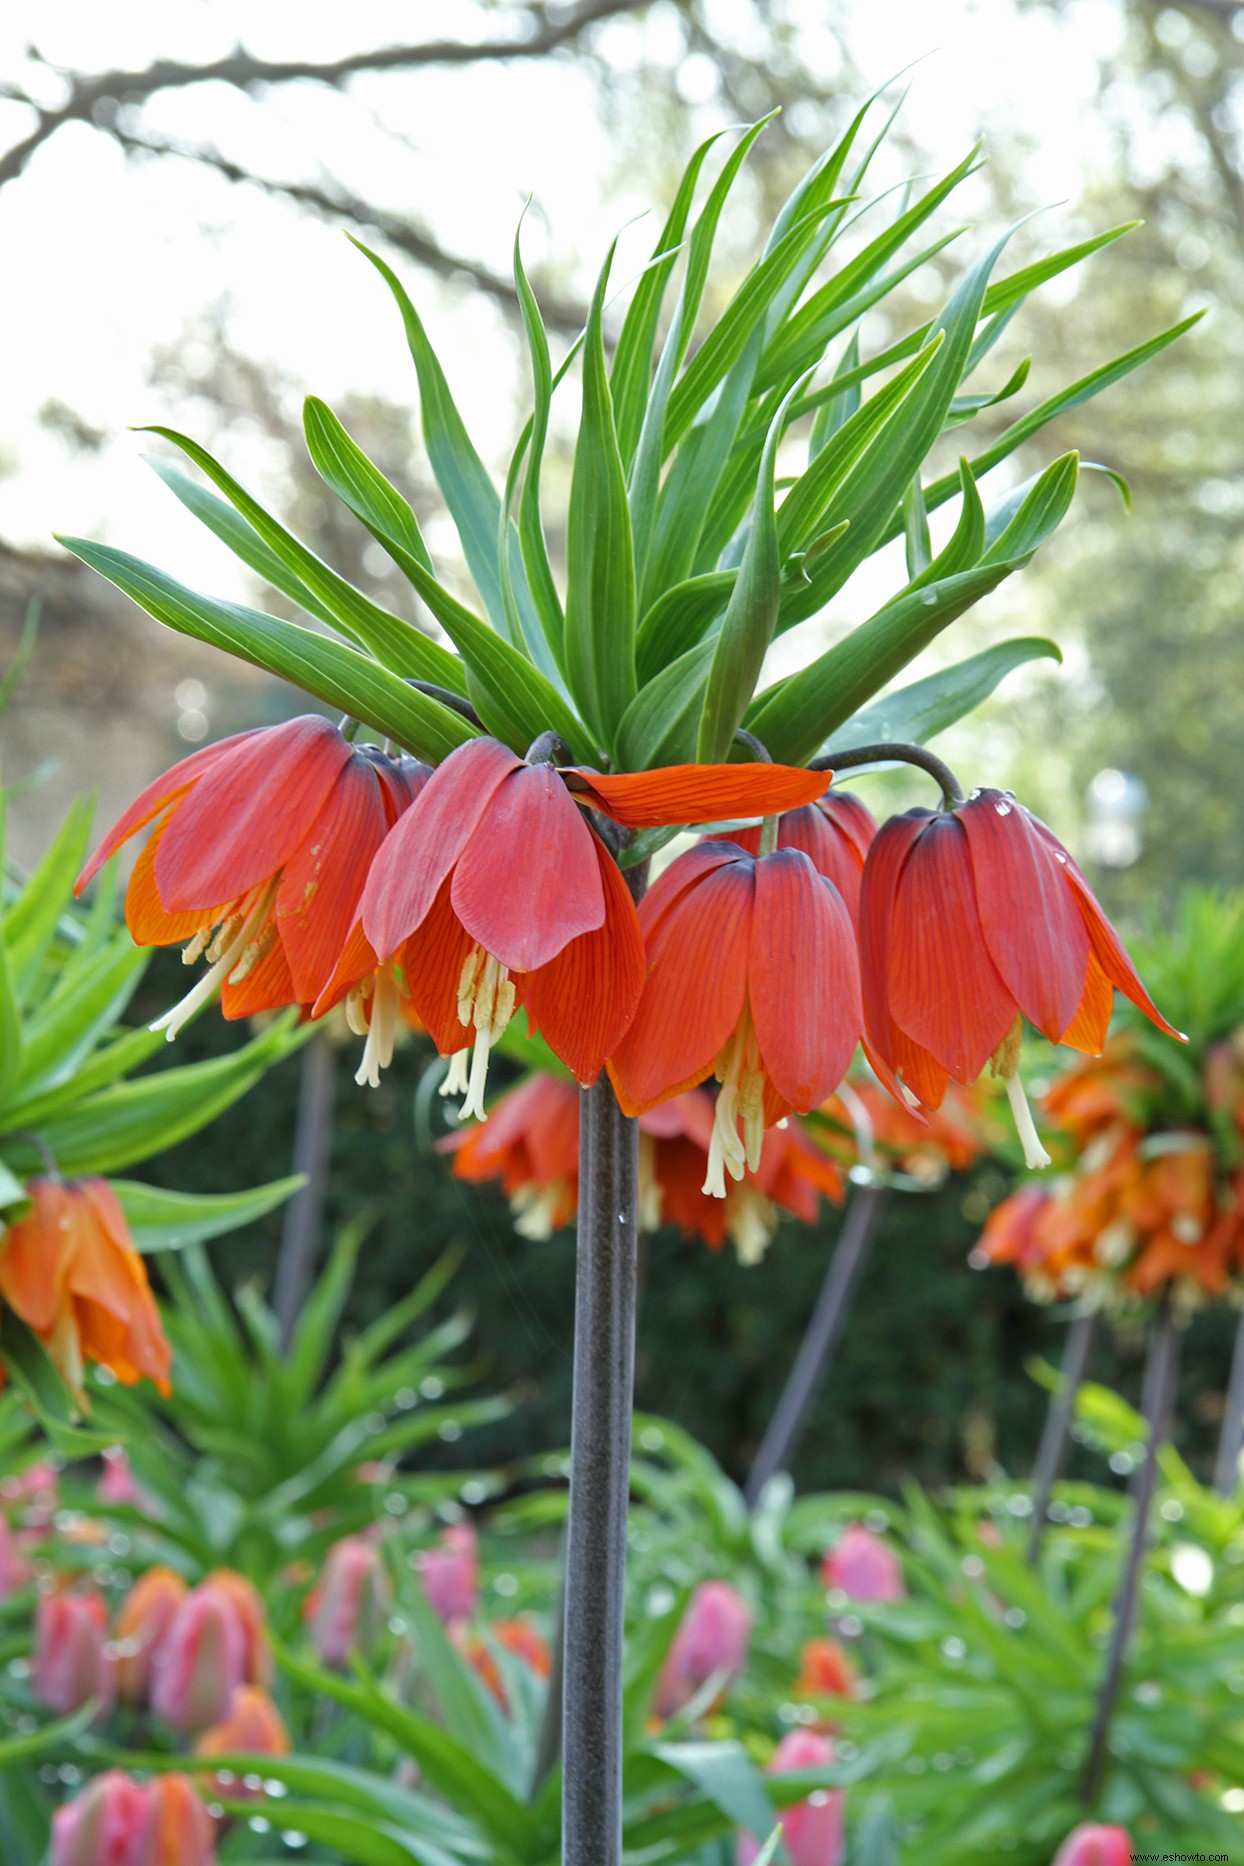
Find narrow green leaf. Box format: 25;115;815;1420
305;398;590;757
564;248;637;751
508;223;569;673
56;538;476;764
12;934;147;1098
2;798;93;1004
350;236;543;660
822;636;1063;756
0;1316;113;1454
697;374;807;760
749;452;1078;762
611;126;728;465
144;427;459;686
300;399;433;570
902;474;931;579
616;640;714;770
1;1025;166;1130
0;603;39;718
636;570;735;685
112;1176;303;1251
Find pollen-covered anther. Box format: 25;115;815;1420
152;880;278;1043
703;1004;767;1199
205;912;246;965
228;922;278;984
439;944;517;1122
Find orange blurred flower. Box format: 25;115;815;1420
0;1178;170;1399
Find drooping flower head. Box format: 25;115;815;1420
859;790;1179;1166
729;787;876;921
609;842;861;1197
75;715;428;1038
441;1073;582;1238
0;1178;171;1399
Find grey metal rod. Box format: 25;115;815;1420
1081;1304;1181;1805
1026;1311;1099;1564
743;1183;886;1510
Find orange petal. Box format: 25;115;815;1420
0;1180;65;1331
276;755;390;1004
567;762;830;828
75;732;246;894
125;814;220;946
748;851;861;1111
312;919;378;1018
608;853;754;1115
221;929;298;1019
402;879;486;1057
1060;955;1115;1055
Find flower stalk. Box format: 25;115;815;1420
743;1181;886;1509
561;868;645;1866
1081;1299;1181;1804
810;741;967;808
1026;1310;1099;1565
1213;1306;1244;1495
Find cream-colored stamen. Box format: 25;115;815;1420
1004;1072;1052;1171
442;944;516;1122
355;971;402;1088
182;925;215;966
728;1185;777;1265
153;880;278;1042
703;1002;768;1198
228;922;277;984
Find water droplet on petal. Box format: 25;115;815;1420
994;801;1012;816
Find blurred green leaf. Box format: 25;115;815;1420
112;1175;302;1250
822;636;1063;756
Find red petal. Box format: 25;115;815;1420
607;857;754;1114
639;1088;716;1146
451;764;605;973
125;815;217;945
960;793;1089;1042
891;1029;950;1109
75;732;246;893
372;751;434;822
400;877;527;1057
523;840;645;1084
567;762;830;828
0;1182;63;1330
276;756;390;1004
732;803;869;922
887;813;1016;1083
749;851;862;1110
155;717;353;911
221;928;297;1019
1060;952;1116;1054
312;919;377;1017
1055;847;1184;1040
858;811;934;1076
362;737;519;961
638;841;745;942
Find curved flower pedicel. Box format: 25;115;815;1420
74;715;428;1036
317;736;828;1113
859;789;1179;1165
0;1178;171;1398
608;841;861;1195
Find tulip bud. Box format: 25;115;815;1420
1051;1825;1132;1866
150;1582;247;1731
196;1685;291;1800
737;1732;844;1866
821;1525;905;1603
98;1447;145;1508
306;1536;391;1670
114;1567;189;1706
0;1516;32;1602
204;1569;271;1687
34;1590;116;1720
655;1580;752;1719
146;1773;218;1866
51;1771;153;1866
416;1522;479;1625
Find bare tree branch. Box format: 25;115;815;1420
0;0;648;189
112;127;591;335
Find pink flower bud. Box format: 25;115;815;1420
34;1590;116;1720
114;1567;188;1706
204;1569;271;1687
655;1580;752;1718
146;1773;218;1866
1052;1825;1133;1865
51;1771;153;1866
98;1448;145;1509
416;1522;479;1625
150;1583;247;1731
821;1525;905;1603
1;1460;58;1527
737;1732;844;1866
307;1535;392;1669
0;1515;33;1602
